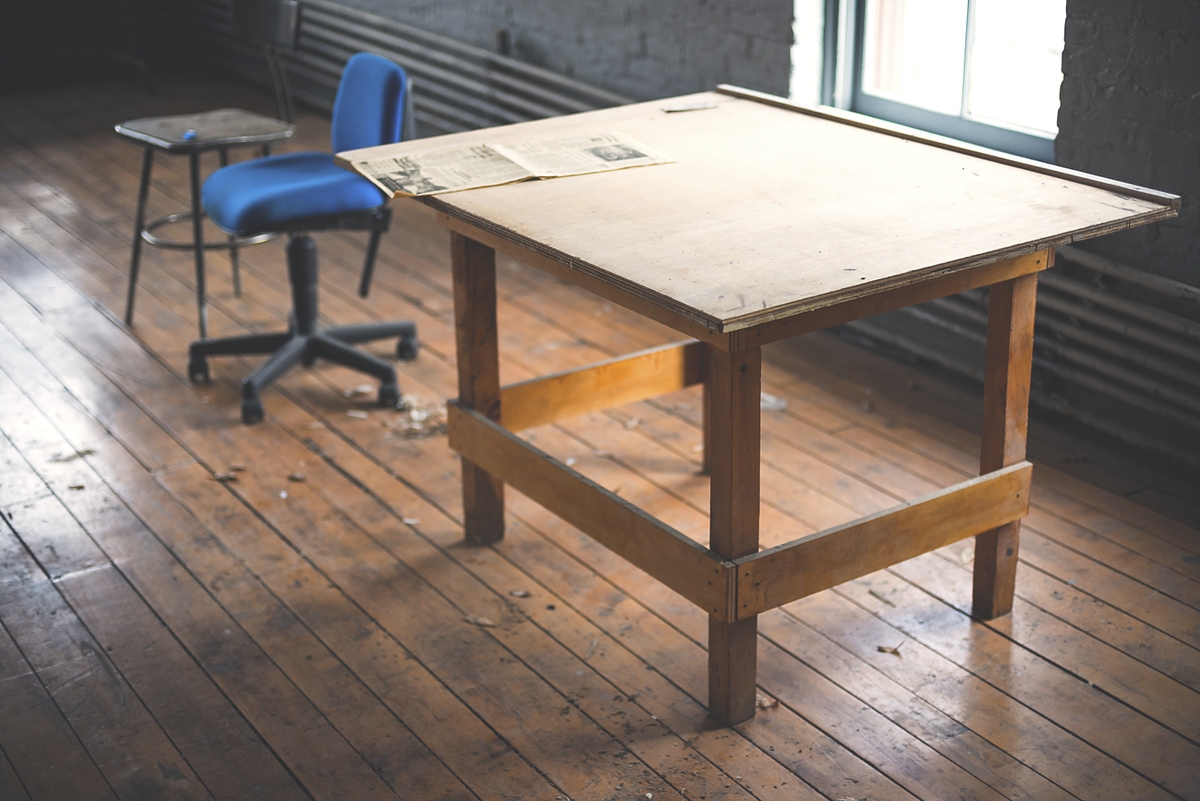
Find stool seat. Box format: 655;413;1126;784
115;108;294;152
116;108;295;339
203;152;385;237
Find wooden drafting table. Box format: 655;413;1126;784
339;86;1178;725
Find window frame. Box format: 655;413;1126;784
820;0;1057;163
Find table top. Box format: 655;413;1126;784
116;108;294;152
338;87;1177;334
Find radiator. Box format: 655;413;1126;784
843;247;1200;470
188;0;631;136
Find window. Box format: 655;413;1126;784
793;0;1066;162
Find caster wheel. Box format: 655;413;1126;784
188;357;210;384
378;380;400;408
396;335;419;362
241;396;265;425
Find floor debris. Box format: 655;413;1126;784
51;448;96;462
755;693;780;709
760;391;788;411
385;395;448;438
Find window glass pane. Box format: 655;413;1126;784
967;0;1065;135
790;0;825;104
861;0;969;116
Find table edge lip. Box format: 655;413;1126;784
423;200;1177;333
716;85;1182;210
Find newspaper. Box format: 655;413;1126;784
349;132;672;198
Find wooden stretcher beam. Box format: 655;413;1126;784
447;403;735;616
500;341;705;432
734;462;1033;619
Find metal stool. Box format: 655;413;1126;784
115;109;294;338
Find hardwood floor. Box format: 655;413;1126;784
1;66;1198;801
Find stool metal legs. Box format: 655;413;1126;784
124;147;154;326
188;152;209;340
218;147;243;298
124;146;267;338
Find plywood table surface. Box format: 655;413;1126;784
340;87;1178;726
340;88;1173;335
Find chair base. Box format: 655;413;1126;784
187;233;417;425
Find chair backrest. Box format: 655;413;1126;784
331;53;409;153
232;0;302;123
231;0;301;50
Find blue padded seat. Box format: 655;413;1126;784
188;52;418;425
203;152;385;236
202;51;406;236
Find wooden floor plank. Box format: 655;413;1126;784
631;351;1200;668
169;181;1200;801
767;334;1200;557
192;280;1200;781
846;558;1200;799
155;465;560;801
0;299;494;801
0;523;212;801
1015;528;1200;648
2;69;1198;801
0;200;912;801
17;287;709;801
1030;483;1200;585
927;550;1200;743
786;591;1159;801
827;413;1200;612
545;384;1200;747
270;359;1041;801
0;745;32;801
999;554;1200;692
0;356;401;801
271;370;914;801
0;605;116;801
755;611;1078;801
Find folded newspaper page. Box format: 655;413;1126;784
349;133;671;198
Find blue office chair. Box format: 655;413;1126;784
187;52;419;424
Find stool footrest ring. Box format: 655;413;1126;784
141;211;280;250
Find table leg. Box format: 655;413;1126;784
974;272;1038;619
188;152;209;340
706;344;761;725
124;147;154;326
451;232;505;545
701;379;713;475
